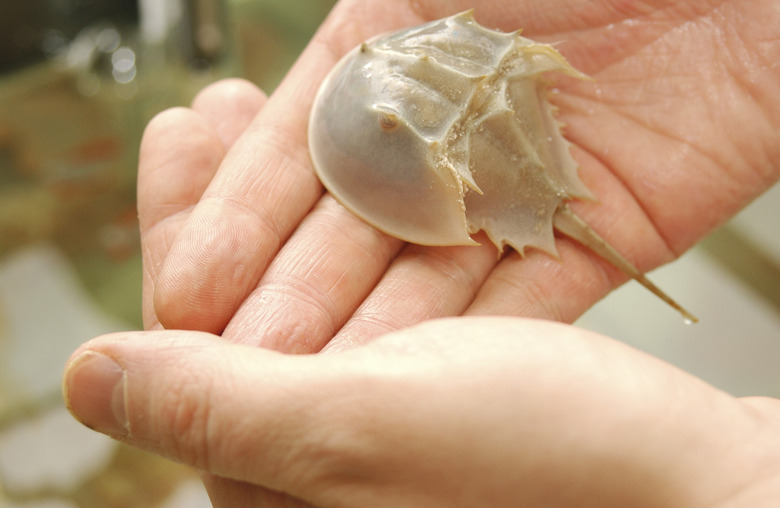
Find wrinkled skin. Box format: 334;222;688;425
143;0;779;344
63;0;780;506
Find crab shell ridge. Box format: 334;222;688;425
308;11;591;255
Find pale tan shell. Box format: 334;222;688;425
309;11;696;322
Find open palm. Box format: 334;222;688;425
141;0;778;349
132;0;780;504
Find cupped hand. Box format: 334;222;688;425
139;0;779;353
126;0;780;505
63;317;780;507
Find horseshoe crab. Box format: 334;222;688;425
308;11;697;322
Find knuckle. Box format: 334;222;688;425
149;363;216;469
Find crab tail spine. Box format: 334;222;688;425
553;205;698;323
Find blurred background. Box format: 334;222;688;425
0;1;777;506
0;1;335;506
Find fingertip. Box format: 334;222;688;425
138;107;225;234
192;78;267;110
153;218;254;335
139;106;212;161
63;349;128;437
153;177;287;333
191;78;268;149
61;328;332;489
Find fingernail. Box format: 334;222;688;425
63;351;128;436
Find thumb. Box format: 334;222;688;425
62;330;358;499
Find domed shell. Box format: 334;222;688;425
308;10;590;255
308;11;697;322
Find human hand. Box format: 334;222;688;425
140;0;779;352
63;317;780;507
130;0;780;504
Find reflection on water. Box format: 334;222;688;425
0;1;334;506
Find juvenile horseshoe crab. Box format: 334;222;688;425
308;11;697;322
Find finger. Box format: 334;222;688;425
138;81;267;329
138;79;267;238
138;109;226;328
138;108;225;240
221;194;403;352
62;329;362;503
151;3;431;333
